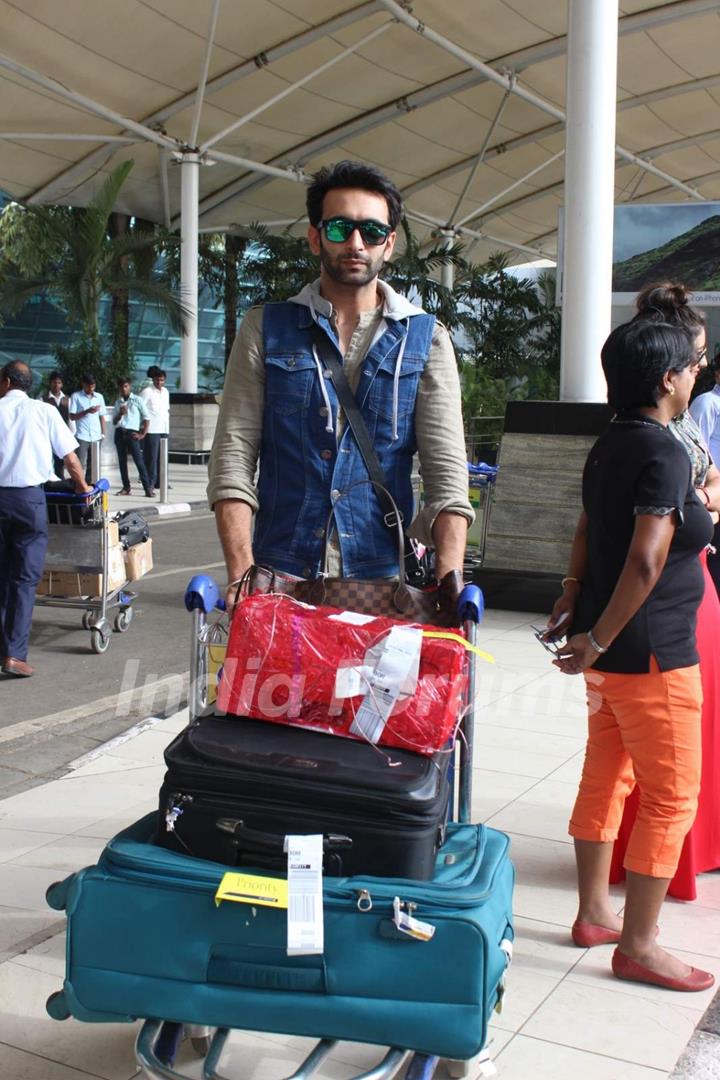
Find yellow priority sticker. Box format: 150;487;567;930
215;872;289;909
422;631;494;663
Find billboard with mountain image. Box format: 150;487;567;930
612;203;720;305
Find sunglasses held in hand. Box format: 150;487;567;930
318;216;393;245
531;624;565;658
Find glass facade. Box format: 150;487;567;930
0;288;228;392
0;190;229;389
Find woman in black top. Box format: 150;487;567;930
547;319;714;992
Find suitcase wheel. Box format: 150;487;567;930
46;878;71;911
190;1034;213;1057
444;1060;471;1078
46;990;71;1021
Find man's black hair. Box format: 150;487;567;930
601;320;694;410
81;372;96;385
49;370;63;382
306;160;402;229
117;376;131;386
146;365;160;378
155;369;167;379
1;360;33;393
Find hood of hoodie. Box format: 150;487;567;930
288;278;426;322
287;278;428;446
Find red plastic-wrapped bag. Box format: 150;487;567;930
216;594;468;755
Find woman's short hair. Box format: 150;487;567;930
633;281;706;333
601;319;694;410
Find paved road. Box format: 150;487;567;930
0;512;224;798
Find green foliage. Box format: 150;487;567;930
236;226;320;306
0;161;186;347
383;220;465;332
53;333;135;402
198;359;225;395
456;257;560;416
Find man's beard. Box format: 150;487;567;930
319;244;386;286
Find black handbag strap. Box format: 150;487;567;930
311;329;401;527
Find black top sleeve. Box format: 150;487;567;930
633;444;690;523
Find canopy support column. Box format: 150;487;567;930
180;152;200;394
439;229;456;291
560;0;619;402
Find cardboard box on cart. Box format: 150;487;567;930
123;538;153;581
37;544;127;597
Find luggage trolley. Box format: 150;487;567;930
35;478;136;654
123;577;496;1080
464;463;498;577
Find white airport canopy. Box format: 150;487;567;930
1;0;720;266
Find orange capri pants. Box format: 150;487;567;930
569;658;703;878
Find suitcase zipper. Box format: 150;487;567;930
163;788;440;833
104;821;508;914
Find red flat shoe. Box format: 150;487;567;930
571;920;621;947
612;948;715;992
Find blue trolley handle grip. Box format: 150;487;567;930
45;477;110;500
458;584;484;624
184;574;221;615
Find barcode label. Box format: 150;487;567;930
289;894;316;924
285;834;324;956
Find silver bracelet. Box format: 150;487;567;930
587;629;608;654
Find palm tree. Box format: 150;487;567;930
0;160;186;344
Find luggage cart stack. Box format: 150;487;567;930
45;577;514;1080
35;479;136;654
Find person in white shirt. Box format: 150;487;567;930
140;368;170;489
690;353;720;597
42;371;71;479
0;361;91;677
68;373;106;484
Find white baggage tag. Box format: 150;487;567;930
334;663;374;698
392;896;435;942
350;626;423;743
284;834;324;956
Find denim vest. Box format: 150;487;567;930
255;300;435;578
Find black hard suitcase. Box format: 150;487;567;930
156;714;451;880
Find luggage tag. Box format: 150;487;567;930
214;872;288;909
494;938;513;1015
391;896;436;942
349;626;423;743
284;834;324;956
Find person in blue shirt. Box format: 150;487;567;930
690;352;720;597
111;377;154;497
68;373;106;483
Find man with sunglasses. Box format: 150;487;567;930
209;160;473;613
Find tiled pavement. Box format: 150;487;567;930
1;608;719;1079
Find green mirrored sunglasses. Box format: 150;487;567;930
318;216;392;245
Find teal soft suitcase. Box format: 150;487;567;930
46;813;514;1061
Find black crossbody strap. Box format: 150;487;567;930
312;328;401;526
